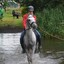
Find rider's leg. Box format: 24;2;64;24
20;30;26;53
34;29;41;50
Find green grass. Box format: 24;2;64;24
0;8;22;28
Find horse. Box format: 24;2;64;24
12;10;20;19
24;15;37;64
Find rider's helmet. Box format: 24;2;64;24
28;5;34;11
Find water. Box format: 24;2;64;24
0;33;64;64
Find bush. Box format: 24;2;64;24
36;5;64;38
21;6;28;17
21;0;64;11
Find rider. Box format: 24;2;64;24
20;5;41;53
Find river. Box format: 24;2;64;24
0;33;64;64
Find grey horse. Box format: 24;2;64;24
24;15;37;64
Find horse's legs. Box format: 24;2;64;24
26;49;33;64
33;44;36;54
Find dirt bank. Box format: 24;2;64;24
0;27;23;33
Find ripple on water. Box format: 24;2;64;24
0;33;63;64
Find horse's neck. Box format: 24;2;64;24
26;29;34;39
25;28;36;43
26;29;33;34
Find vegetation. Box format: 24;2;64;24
0;0;64;39
20;0;64;38
36;6;64;38
0;8;22;28
17;0;64;11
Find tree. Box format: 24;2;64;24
21;0;64;11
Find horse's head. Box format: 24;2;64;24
26;15;37;30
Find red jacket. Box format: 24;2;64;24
22;14;36;29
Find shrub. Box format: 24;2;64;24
21;6;28;17
36;6;64;38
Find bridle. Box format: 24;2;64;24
26;21;36;30
25;14;36;30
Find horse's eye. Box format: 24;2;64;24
27;19;30;21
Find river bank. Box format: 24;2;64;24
0;27;22;33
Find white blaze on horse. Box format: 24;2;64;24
24;15;37;64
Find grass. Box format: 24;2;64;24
0;8;23;28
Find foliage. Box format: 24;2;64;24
36;5;64;37
19;0;64;38
3;1;8;7
14;0;23;6
14;0;20;3
21;0;64;11
21;6;28;17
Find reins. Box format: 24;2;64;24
26;22;35;30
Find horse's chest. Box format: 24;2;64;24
24;31;36;46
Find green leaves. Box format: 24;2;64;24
20;0;64;11
36;6;64;37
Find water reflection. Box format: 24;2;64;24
0;33;64;64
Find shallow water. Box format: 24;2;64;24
0;33;64;64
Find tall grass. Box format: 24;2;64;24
36;5;64;38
